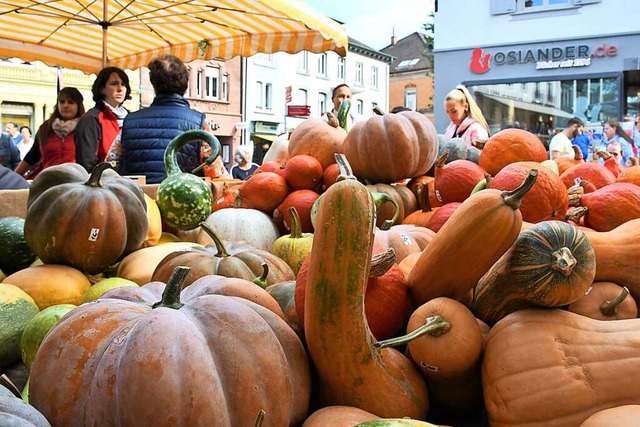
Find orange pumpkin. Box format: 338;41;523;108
434;153;487;204
237;171;288;213
288;117;346;170
374;224;435;262
343;111;439;183
560;162;616;190
425;202;461;233
554;144;584;175
567;182;640;231
275;189;320;233
568;282;638;321
479;128;548;176
617;165;640;186
597;150;623;178
282;154;323;191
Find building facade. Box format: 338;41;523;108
243;37;393;164
434;0;640;145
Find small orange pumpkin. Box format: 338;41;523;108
479;128;548;176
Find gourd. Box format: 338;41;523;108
25;162;148;274
29;266;311;427
483;308;640;427
568;282;637;321
566;182;640;231
407;169;538;307
303;153;428;418
554;144;584;175
0;217;36;275
156;130;221;231
473;220;596;325
343;111;439;183
270;207;314;275
152;222;295;288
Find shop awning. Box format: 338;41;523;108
254;133;280;142
478;92;575;119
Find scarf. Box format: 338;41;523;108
51;117;79;138
104;102;128;128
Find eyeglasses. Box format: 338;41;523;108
608;151;621;157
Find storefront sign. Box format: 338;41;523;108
470;43;618;74
287;105;311;117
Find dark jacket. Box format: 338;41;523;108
120;94;205;184
75;101;124;172
0;134;20;170
0;164;29;190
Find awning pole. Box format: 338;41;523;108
102;0;108;68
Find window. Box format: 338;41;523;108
317;53;328;77
371;67;379;89
405;88;417;111
356;99;364;115
298;51;309;75
256;81;263;109
318;92;327;115
205;66;219;99
490;0;600;15
265;83;272;110
222;73;229;102
397;58;420;69
297;88;308;105
337;57;345;79
196;70;203;97
355;62;364;86
254;53;274;65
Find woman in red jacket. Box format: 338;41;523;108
75;66;131;172
15;87;85;178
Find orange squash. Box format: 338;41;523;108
303;154;428;418
554;144;585;174
424;202;461;233
483;308;640;427
596;150;623;178
617;165;640;186
282;154;323;190
343;111;439;183
433;152;487;204
288;115;346;170
373;224;435;263
473;220;595;325
568;282;638;321
560;161;616;190
566;182;640;231
479;128;548;176
408;170;538;307
579;405;640;427
402;183;439;227
237;171;288;213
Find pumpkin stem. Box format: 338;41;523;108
254;409;266;427
435;152;448;168
597;150;613;161
571;144;584;160
373;315;451;349
370;248;397;277
287;207;303;239
85;162;113;187
419;183;432;213
565;206;588;224
550;247;577;276
600;286;630;317
501;169;538;210
164;130;221;177
370;192;400;231
335;153;357;182
326;111;340;128
253;263;269;289
372;105;385;116
152;266;190;310
199;222;230;257
472;139;486;149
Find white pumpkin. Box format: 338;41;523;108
197;208;280;251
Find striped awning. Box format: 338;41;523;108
0;0;347;74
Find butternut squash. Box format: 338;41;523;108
483;308;640;427
304;154;429;419
407;169;538;307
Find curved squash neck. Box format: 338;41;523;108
164;129;222;177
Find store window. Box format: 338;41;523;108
470;75;620;139
405;88;417;111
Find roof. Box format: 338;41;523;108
348;37;394;63
380;32;432;74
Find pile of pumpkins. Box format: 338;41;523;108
1;109;640;427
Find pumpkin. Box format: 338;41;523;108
275;189;319;234
596;150;623;178
488;161;569;223
479;128;548;176
211;181;242;212
0;383;51;427
408;169;538;307
579;405;640;427
377;297;484;422
402;183;439;227
566;182;640;231
554;144;584;175
568;282;637;321
197;208;279;251
302;406;379;427
141;194;163;247
582;219;640;299
288;113;347;170
303;153;428;418
433;152;487;204
321;162;340;191
0;216;37;275
238;171;289;213
424;202;460;233
282;154;323;190
407;175;441;209
473;220;595;325
0;284;39;368
29;267;311;427
153;222;295;288
559;161;616;190
483;308;640;427
261;132;290;164
25;162;148;274
265;280;301;337
437;136;468;162
366;183;417;227
271;207;314;275
343;111;439;183
156;130;220;230
617;165;640;186
373;224;435;263
3;264;91;310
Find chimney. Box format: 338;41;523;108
391;27;396;45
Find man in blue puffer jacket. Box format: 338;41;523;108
120;55;206;184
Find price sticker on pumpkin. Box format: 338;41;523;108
421;362;439;373
435;189;443;203
574;177;582;185
400;233;412;246
89;228;100;242
585;286;593;296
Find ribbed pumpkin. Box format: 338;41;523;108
237;171;288;213
0;383;51;427
566;182;640;231
271;207;314;275
479;128;548;176
366;183;417;227
343;111;439;183
554;145;584;175
568;282;637;321
29;267;311;427
560;162;616;190
617;165;640;186
152;222;295;288
288;115;347;170
483;308;640;427
25;162;148;274
197;208;279;251
488;161;569;223
373;224;435;262
433;152;486;204
473;220;595;325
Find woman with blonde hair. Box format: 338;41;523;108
443;85;490;147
